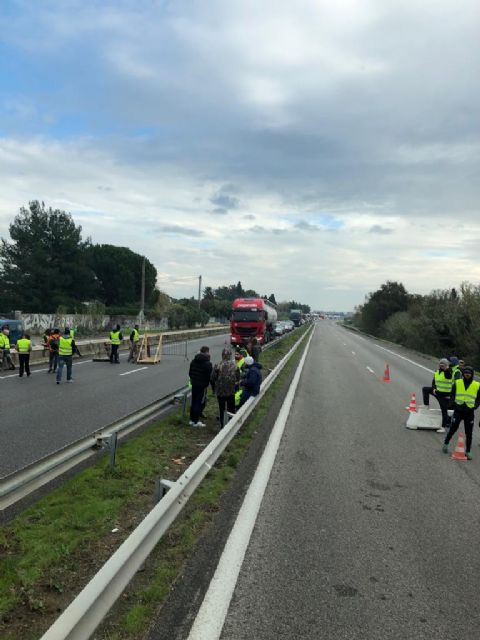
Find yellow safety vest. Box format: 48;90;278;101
59;336;73;356
132;329;139;343
455;379;480;409
236;357;245;370
16;338;31;353
434;370;453;394
0;334;10;349
235;389;243;407
69;329;75;338
110;331;121;345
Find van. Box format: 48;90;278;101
0;319;23;345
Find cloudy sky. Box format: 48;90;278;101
1;0;479;311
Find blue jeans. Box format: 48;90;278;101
56;356;73;382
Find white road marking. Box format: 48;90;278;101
372;344;434;373
366;366;375;374
186;330;314;640
119;367;148;376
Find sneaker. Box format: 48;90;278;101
67;379;74;383
442;444;448;454
466;452;473;460
194;421;206;428
437;427;446;434
56;380;60;384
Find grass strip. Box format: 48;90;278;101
0;327;308;639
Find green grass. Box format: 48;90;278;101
0;326;309;639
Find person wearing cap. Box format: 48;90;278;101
442;365;480;459
422;358;454;433
238;356;263;407
211;348;240;428
448;356;463;381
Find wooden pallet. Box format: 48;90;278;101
137;333;163;364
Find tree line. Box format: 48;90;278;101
351;280;480;366
0;202;311;329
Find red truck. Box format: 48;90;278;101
230;297;278;346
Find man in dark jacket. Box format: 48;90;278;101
239;356;262;407
442;365;480;459
189;346;213;427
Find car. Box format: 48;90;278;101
273;322;285;336
283;320;294;331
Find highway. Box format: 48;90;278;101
158;320;480;640
0;333;230;478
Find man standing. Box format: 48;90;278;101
442;365;480;460
422;358;454;433
56;328;75;384
47;328;60;373
0;325;15;371
16;333;32;377
211;348;240;429
109;324;122;364
128;324;140;363
188;346;212;427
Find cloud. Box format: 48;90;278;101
154;224;204;237
0;1;479;310
369;225;393;235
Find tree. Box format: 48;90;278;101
358;281;410;335
0;201;97;311
87;244;157;308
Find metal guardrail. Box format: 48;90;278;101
0;325;299;510
0;386;190;511
39;326;313;640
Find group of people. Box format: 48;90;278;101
422;356;480;459
0;324;78;383
188;338;263;428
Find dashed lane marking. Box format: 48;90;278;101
366;366;375;374
119;367;149;376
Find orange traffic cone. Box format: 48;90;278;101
406;393;417;412
383;364;391;383
451;432;468;461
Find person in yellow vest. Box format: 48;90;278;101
109;324;123;364
0;325;16;371
422;358;453;433
128;324;140;363
15;333;32;377
56;327;76;384
442;366;480;459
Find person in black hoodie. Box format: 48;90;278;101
188;346;213;427
239;356;263;407
442;365;480;459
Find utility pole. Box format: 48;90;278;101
198;274;202;308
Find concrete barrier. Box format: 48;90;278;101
7;326;228;367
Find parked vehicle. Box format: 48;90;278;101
273;322;285;337
289;309;302;327
230;298;278;345
0;319;23;345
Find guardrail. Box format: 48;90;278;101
0;325;302;511
39;326;313;640
0;386;190;511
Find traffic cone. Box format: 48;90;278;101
383;364;391;383
451;432;468;461
406;393;417;412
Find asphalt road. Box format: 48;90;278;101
188;321;480;640
0;333;230;478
